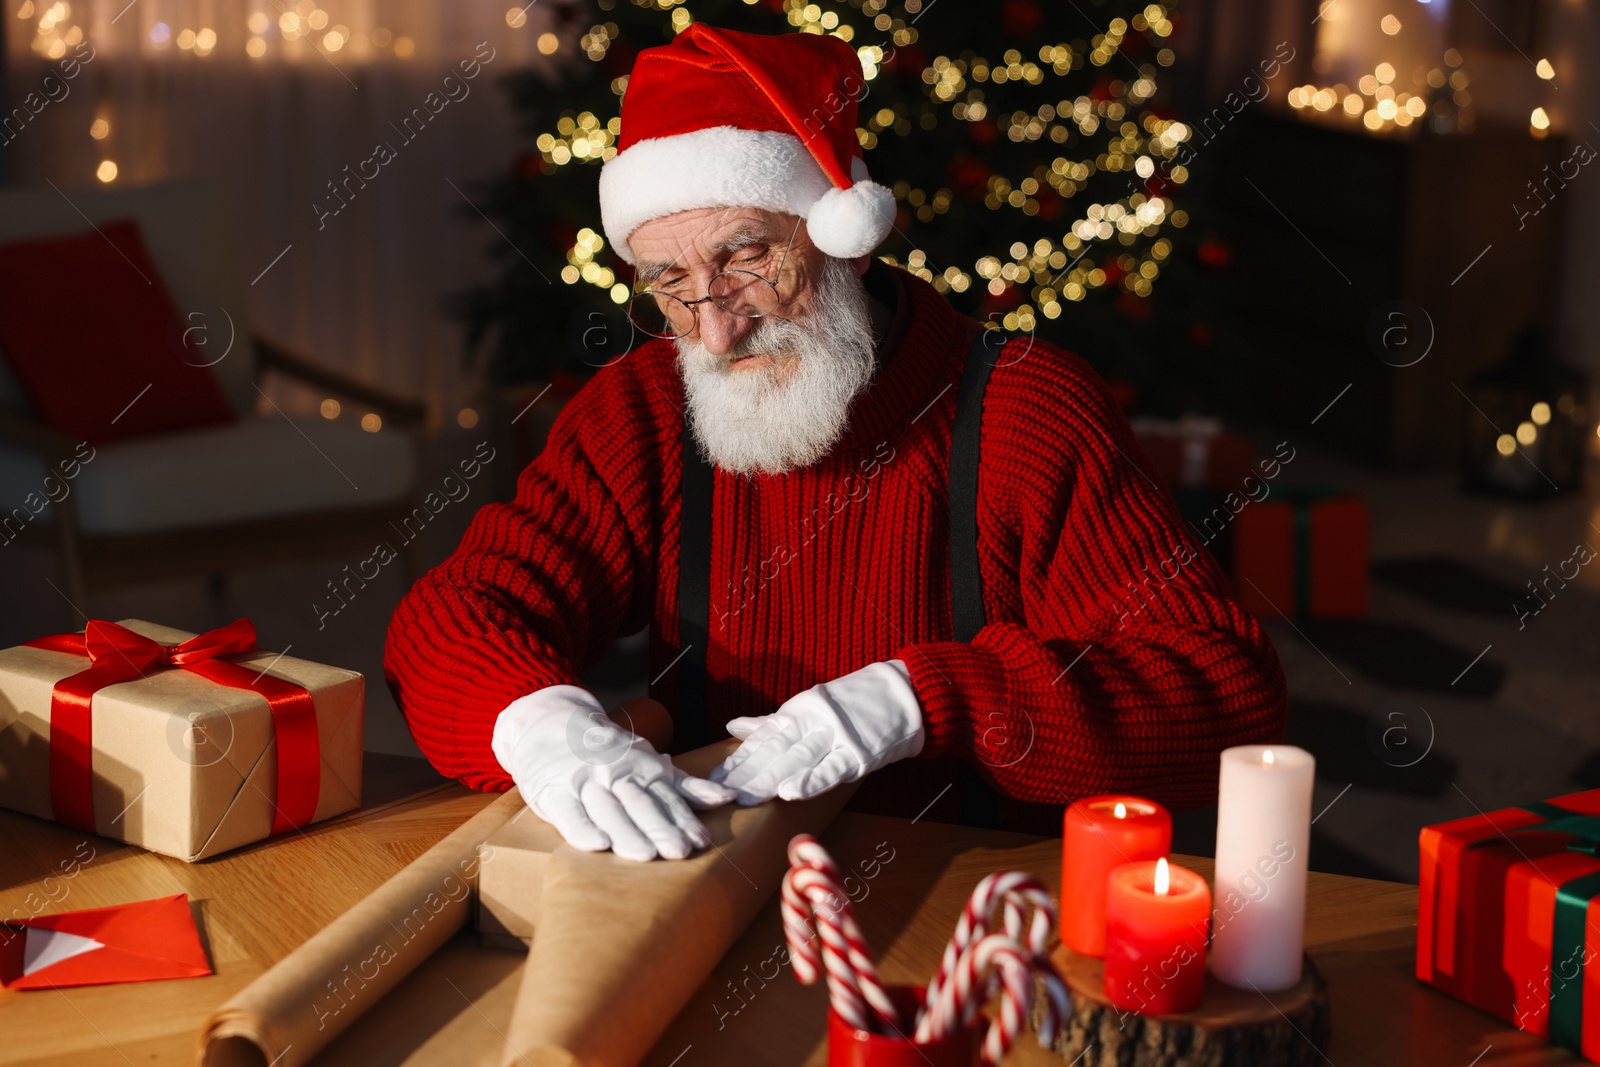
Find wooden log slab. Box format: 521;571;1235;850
1030;947;1330;1067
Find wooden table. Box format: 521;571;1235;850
0;756;1581;1067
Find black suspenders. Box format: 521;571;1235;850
674;328;1008;765
675;421;716;751
948;328;1006;642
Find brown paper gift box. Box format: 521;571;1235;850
0;619;363;861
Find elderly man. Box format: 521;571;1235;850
384;25;1286;861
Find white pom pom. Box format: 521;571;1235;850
806;181;896;259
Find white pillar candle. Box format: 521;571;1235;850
1209;744;1315;991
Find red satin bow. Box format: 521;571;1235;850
26;619;321;836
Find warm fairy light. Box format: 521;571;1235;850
1114;802;1128;819
457;407;479;429
1531;107;1551;131
1497;434;1517;457
1532;402;1552;426
522;5;1183;323
320;399;340;419
361;413;382;433
95;160;117;183
1516;421;1537;446
1154;857;1170;895
89;118;108;139
1537;58;1555;80
506;7;527;28
1293;60;1444;135
1380;14;1401;35
1263;749;1276;766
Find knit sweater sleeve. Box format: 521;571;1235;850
895;343;1288;812
383;365;666;792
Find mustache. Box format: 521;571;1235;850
726;315;798;360
688;314;804;372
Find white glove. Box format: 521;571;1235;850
709;660;924;805
491;685;736;861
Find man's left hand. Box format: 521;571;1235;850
710;660;924;804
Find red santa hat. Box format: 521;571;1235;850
599;24;896;265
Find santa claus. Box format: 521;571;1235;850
385;25;1287;861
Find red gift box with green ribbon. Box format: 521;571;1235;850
1418;790;1600;1060
0;618;363;861
1233;487;1368;620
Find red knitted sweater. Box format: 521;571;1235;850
384;265;1287;813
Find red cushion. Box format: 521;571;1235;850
0;218;237;443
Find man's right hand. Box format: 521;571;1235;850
491;685;735;861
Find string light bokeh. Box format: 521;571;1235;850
523;0;1186;336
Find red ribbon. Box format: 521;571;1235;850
25;619;321;836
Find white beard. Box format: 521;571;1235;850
676;256;876;476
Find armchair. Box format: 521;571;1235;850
0;178;427;614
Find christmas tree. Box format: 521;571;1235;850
452;0;1207;405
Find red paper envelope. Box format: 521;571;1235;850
0;893;212;989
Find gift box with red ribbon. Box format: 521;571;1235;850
1418;790;1600;1061
1233;489;1369;620
0;618;362;861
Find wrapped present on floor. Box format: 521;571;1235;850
0;618;362;861
1418;790;1600;1062
1233;488;1369;619
1131;414;1256;490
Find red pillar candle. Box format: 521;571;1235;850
1061;795;1172;956
1103;858;1212;1015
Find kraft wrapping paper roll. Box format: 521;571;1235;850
198;788;525;1067
198;699;675;1067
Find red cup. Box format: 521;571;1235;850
826;985;980;1067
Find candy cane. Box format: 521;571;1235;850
917;871;1055;1040
788;834;846;883
925;932;1012;1040
974;938;1038;1064
923;933;1070;1062
781;835;901;1034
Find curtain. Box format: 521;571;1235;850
3;0;570;422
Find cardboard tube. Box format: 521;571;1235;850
497;744;858;1067
199;788;524;1067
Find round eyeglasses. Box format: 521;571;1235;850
626;216;803;340
627;272;784;340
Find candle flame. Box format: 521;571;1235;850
1154;857;1170;896
1263;748;1276;765
1114;802;1127;819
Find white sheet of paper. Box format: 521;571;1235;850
23;927;105;976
